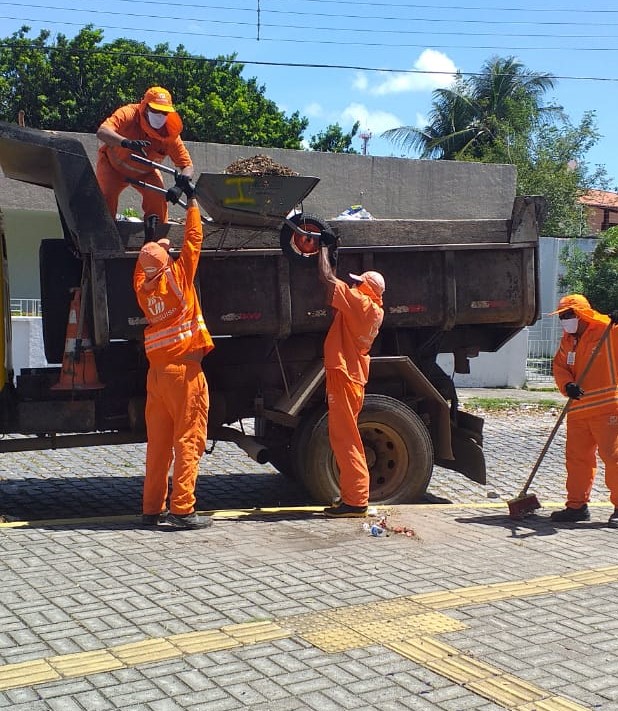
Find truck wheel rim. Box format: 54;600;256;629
361;422;410;500
290;222;320;257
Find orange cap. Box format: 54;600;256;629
549;294;591;315
143;86;175;113
138;241;169;279
349;270;386;296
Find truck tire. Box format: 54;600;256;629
295;394;434;505
39;239;83;364
279;213;327;265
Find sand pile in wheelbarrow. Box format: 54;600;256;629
225;155;299;177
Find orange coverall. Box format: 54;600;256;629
97;100;192;223
324;280;384;507
134;204;214;517
553;306;618;510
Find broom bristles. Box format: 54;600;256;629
507;493;541;520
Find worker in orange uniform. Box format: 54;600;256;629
96;86;193;224
318;244;385;517
550;293;618;526
133;175;214;530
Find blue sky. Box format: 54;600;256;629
2;0;618;185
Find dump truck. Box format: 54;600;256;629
0;121;546;504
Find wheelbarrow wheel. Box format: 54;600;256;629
279;213;329;266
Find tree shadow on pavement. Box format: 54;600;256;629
455;512;615;539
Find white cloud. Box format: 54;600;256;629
352;72;368;91
371;50;457;96
303;102;324;118
340;103;402;134
415;112;428;129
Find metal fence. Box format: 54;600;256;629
10;298;42;316
526;315;562;383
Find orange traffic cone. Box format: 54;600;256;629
52;288;104;390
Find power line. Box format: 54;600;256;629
1;40;618;83
4;1;618;29
5;15;618;52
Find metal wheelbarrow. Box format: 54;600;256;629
126;154;335;264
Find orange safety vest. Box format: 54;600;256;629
553;313;618;418
324;279;384;385
134;206;214;364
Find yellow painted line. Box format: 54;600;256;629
0;506;330;529
221;621;289;644
466;673;548;706
48;650;123;677
111;638;180;666
2;499;616;528
517;697;591;711
170;629;240;654
0;659;60;691
425;654;499;684
387;636;460;664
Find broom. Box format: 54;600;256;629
507;320;613;520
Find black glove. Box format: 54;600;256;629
120;138;150;157
175;173;196;200
610;310;618;324
319;229;338;247
165;184;183;204
565;382;584;399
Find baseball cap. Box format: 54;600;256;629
549;294;591;315
349;270;386;296
139;241;169;278
143;86;175;113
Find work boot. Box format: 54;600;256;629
550;505;590;522
608;509;618;528
167;511;213;529
141;511;168;527
144;214;158;244
324;501;368;518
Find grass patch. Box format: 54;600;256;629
465;397;561;412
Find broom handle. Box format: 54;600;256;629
519;320;614;496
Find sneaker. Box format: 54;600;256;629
324;501;368;518
167;511;213;529
608;509;618;528
550;505;590;522
141;511;168;526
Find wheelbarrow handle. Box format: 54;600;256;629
129;153;178;177
125;177;188;209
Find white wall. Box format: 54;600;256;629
436;329;529;388
11;317;51;378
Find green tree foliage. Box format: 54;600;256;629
381;55;608;236
0;25;307;147
309;121;360;153
559;227;618;313
382;56;556;159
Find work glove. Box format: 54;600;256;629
319;229;338;247
610;310;618;324
120;138;150;157
165;184;183;204
565;382;584;400
175;173;196;200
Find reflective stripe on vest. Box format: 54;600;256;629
570;335;618;413
144;314;207;354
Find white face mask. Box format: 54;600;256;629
561;317;579;334
147;110;168;129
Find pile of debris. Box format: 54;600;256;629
224;154;299;177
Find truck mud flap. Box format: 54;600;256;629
435;410;486;485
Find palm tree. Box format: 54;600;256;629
383;56;557;160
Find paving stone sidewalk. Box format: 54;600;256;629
1;393;617;710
